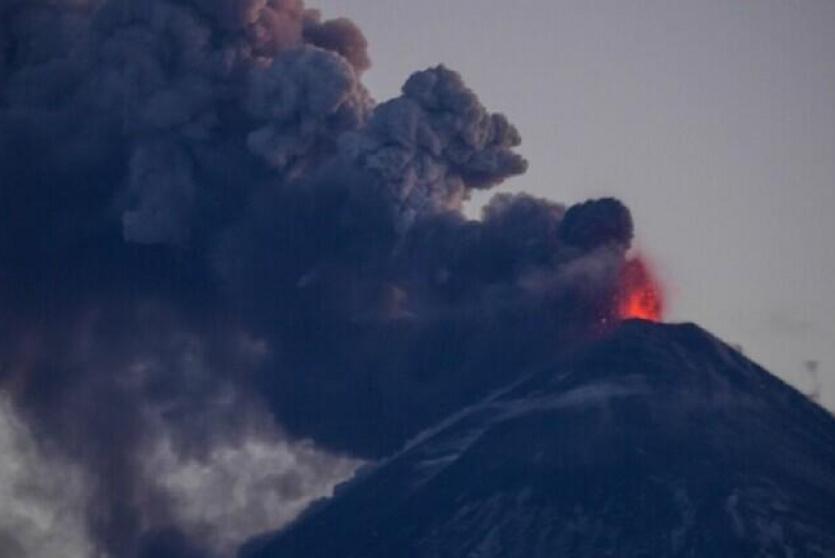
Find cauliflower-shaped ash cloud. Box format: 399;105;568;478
246;46;371;172
0;1;638;557
340;65;528;227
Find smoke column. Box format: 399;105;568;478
0;1;644;556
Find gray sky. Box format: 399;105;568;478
311;0;835;407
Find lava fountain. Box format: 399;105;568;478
617;255;665;321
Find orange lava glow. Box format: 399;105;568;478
617;256;665;321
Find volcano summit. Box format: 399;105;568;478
243;320;835;558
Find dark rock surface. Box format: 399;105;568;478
242;320;835;558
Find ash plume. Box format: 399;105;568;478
0;1;638;556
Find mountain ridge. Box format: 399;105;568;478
241;320;835;558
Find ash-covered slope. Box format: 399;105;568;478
241;320;835;558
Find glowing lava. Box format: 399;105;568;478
617;256;665;321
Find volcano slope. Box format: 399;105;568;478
240;320;835;558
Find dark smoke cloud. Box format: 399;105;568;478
0;1;637;556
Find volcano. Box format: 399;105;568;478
241;320;835;558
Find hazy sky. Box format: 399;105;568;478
310;0;835;407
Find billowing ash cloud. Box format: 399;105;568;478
0;1;636;556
